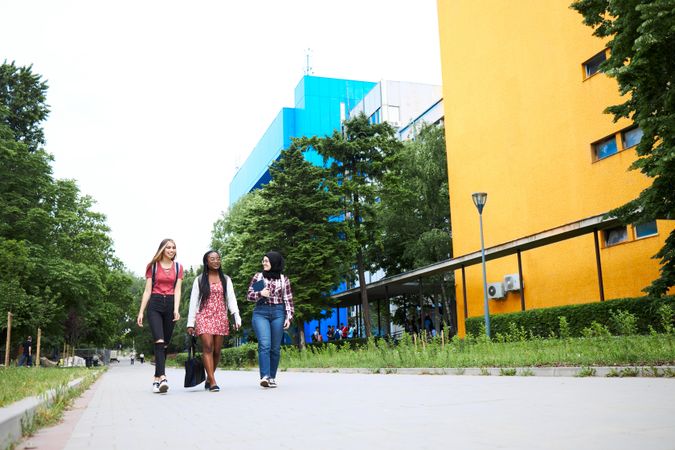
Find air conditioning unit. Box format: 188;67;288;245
504;274;522;292
487;282;505;299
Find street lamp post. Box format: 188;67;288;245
472;192;491;338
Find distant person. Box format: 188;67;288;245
348;324;355;339
424;315;433;334
340;323;348;339
136;238;183;394
247;251;294;388
130;353;135;365
187;250;241;392
139;353;145;364
312;327;321;343
326;326;334;341
19;336;32;366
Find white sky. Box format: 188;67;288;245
1;0;442;276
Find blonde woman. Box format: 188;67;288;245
137;238;184;393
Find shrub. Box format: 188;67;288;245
609;309;638;336
581;321;611;338
657;304;674;333
558;316;570;339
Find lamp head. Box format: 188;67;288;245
472;192;488;214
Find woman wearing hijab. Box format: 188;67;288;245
246;251;294;388
187;250;241;392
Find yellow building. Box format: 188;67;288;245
437;0;674;335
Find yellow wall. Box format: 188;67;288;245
437;0;674;335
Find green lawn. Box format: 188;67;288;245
0;367;103;407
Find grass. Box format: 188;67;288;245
20;368;104;438
274;333;674;370
0;367;101;408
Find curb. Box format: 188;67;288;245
0;377;84;450
283;366;675;377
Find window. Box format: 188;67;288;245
369;108;381;125
593;135;618;160
603;226;628;247
583;50;606;78
388;106;400;125
634;221;658;239
622;127;643;149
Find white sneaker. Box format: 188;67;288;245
268;378;277;388
152;382;160;393
159;379;169;393
260;376;270;387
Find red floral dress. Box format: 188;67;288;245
195;282;229;336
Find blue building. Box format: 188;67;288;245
229;75;377;205
229;75;377;342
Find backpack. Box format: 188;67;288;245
151;261;182;289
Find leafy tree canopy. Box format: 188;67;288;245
571;0;675;295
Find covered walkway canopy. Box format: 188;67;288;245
331;212;620;312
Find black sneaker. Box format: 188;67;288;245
209;385;220;392
260;376;270;387
205;381;210;391
268;378;277;388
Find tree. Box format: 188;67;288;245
0;61;134;357
378;123;455;331
571;0;675;295
0;61;50;152
212;189;269;334
296;113;403;337
253;144;352;346
212;146;352;347
379;124;452;273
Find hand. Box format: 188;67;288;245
173;311;180;322
233;313;242;330
261;287;270;297
136;313;143;327
187;327;195;336
283;318;291;330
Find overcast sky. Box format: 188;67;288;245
1;0;442;275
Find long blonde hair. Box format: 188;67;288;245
146;238;176;271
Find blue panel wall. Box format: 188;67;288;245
229;108;295;204
229;76;376;205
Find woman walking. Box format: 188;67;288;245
187;250;241;392
137;238;183;393
247;251;294;388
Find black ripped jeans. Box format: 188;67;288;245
147;294;175;377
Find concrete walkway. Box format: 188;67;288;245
16;361;675;450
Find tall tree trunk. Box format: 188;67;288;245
296;322;306;350
439;282;452;328
352;191;372;337
356;249;372;337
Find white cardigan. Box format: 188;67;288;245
187;275;241;328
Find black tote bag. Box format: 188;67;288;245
184;336;206;388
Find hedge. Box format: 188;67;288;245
465;296;675;338
172;337;385;368
174;342;258;368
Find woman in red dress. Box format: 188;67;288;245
187;250;241;392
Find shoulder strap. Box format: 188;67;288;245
174;262;181;288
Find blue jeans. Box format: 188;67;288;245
252;304;285;379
